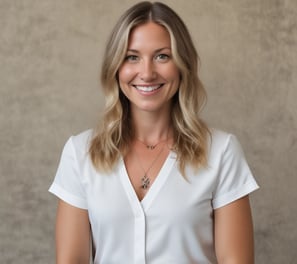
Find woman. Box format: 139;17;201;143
49;2;259;263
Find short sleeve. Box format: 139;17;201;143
212;134;259;209
49;137;88;209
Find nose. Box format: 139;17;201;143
139;59;157;81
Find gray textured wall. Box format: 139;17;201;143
1;0;296;263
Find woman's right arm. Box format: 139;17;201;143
55;199;91;264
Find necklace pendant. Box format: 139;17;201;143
146;145;156;150
141;174;150;189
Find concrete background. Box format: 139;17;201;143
1;0;296;263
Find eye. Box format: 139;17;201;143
125;55;139;62
155;54;170;62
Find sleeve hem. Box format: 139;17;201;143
212;179;259;209
48;182;88;210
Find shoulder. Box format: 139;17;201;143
208;128;244;160
67;129;94;156
71;129;93;146
208;128;233;149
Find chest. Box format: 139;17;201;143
124;147;171;201
84;159;218;263
84;156;217;226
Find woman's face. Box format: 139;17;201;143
118;22;180;114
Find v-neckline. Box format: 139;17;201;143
119;151;176;211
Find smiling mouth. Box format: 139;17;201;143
133;84;163;92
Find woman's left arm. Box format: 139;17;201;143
214;195;255;264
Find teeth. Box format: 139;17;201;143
134;85;161;92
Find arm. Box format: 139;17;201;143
214;195;255;264
55;199;91;264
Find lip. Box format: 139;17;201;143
133;84;164;92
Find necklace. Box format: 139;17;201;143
136;138;168;150
134;146;165;189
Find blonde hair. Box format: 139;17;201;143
90;1;210;175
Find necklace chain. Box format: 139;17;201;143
134;146;165;189
136;138;169;150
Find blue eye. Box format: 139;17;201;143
125;55;139;62
156;54;170;61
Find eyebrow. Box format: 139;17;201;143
126;47;171;53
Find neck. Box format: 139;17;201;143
131;109;172;143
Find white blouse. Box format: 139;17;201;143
49;129;259;264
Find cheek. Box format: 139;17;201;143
118;65;135;84
161;64;180;81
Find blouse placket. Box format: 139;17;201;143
119;153;176;264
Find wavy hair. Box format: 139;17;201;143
89;1;210;175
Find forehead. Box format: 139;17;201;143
127;22;171;49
